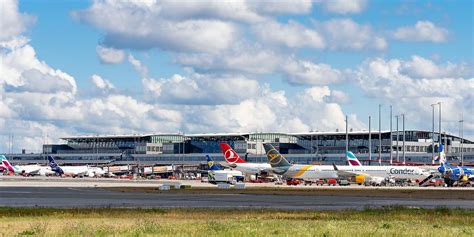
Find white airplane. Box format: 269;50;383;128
263;144;338;180
219;143;272;176
1;155;53;176
263;144;431;183
87;166;106;177
334;151;432;183
48;156;89;177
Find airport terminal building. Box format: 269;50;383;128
8;130;474;166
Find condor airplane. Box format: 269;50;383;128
1;155;53;176
219;143;271;176
333;151;432;182
263;144;431;182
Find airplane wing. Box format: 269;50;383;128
27;168;41;175
217;162;234;168
15;165;41;175
332;163;370;178
468;174;474;180
259;168;274;173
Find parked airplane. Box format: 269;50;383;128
263;144;431;183
219;143;271;176
436;145;474;186
47;156;89;177
206;154;244;184
1;155;53;176
263;144;338;180
337;151;431;183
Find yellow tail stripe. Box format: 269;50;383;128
294;165;313;177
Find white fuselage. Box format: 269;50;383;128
13;165;54;176
87;167;105;177
233;163;271;175
340;165;431;180
281;165;430;180
283;165;338;180
60;166;89;176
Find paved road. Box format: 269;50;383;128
2;176;474;190
1;187;473;210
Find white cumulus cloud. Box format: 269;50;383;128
253;20;325;49
91;74;115;90
0;0;36;41
400;55;471;78
72;1;240;54
355;57;473;134
282;59;345;86
96;45;125;64
142;73;261;105
128;54;149;78
393;21;449;43
316;18;386;50
316;0;368;14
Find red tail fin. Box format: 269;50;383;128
219;143;246;163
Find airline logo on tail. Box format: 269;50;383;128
206;155;221;171
47;156;64;174
263;144;291;167
346;151;362;166
262;144;292;175
1;155;16;172
219;143;245;164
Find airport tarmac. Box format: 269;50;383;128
1;186;473;210
2;175;474;190
1;176;473;210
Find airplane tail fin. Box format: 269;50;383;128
435;144;447;165
346;151;362;166
219;143;246;164
263;144;291;168
47;155;63;174
0;155;16;172
206;155;221;171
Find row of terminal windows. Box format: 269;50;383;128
405;146;427;152
147;146;163;152
451;147;474;153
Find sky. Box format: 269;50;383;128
0;0;472;153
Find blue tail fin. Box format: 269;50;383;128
206;155;221;171
48;156;63;174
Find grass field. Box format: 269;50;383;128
0;207;473;237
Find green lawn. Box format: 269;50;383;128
1;207;472;236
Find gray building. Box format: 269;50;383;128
5;130;474;166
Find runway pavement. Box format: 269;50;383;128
1;176;473;210
0;186;473;210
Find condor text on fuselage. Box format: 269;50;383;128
341;166;427;179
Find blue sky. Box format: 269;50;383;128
0;0;472;152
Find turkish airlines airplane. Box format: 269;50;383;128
219;143;271;176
